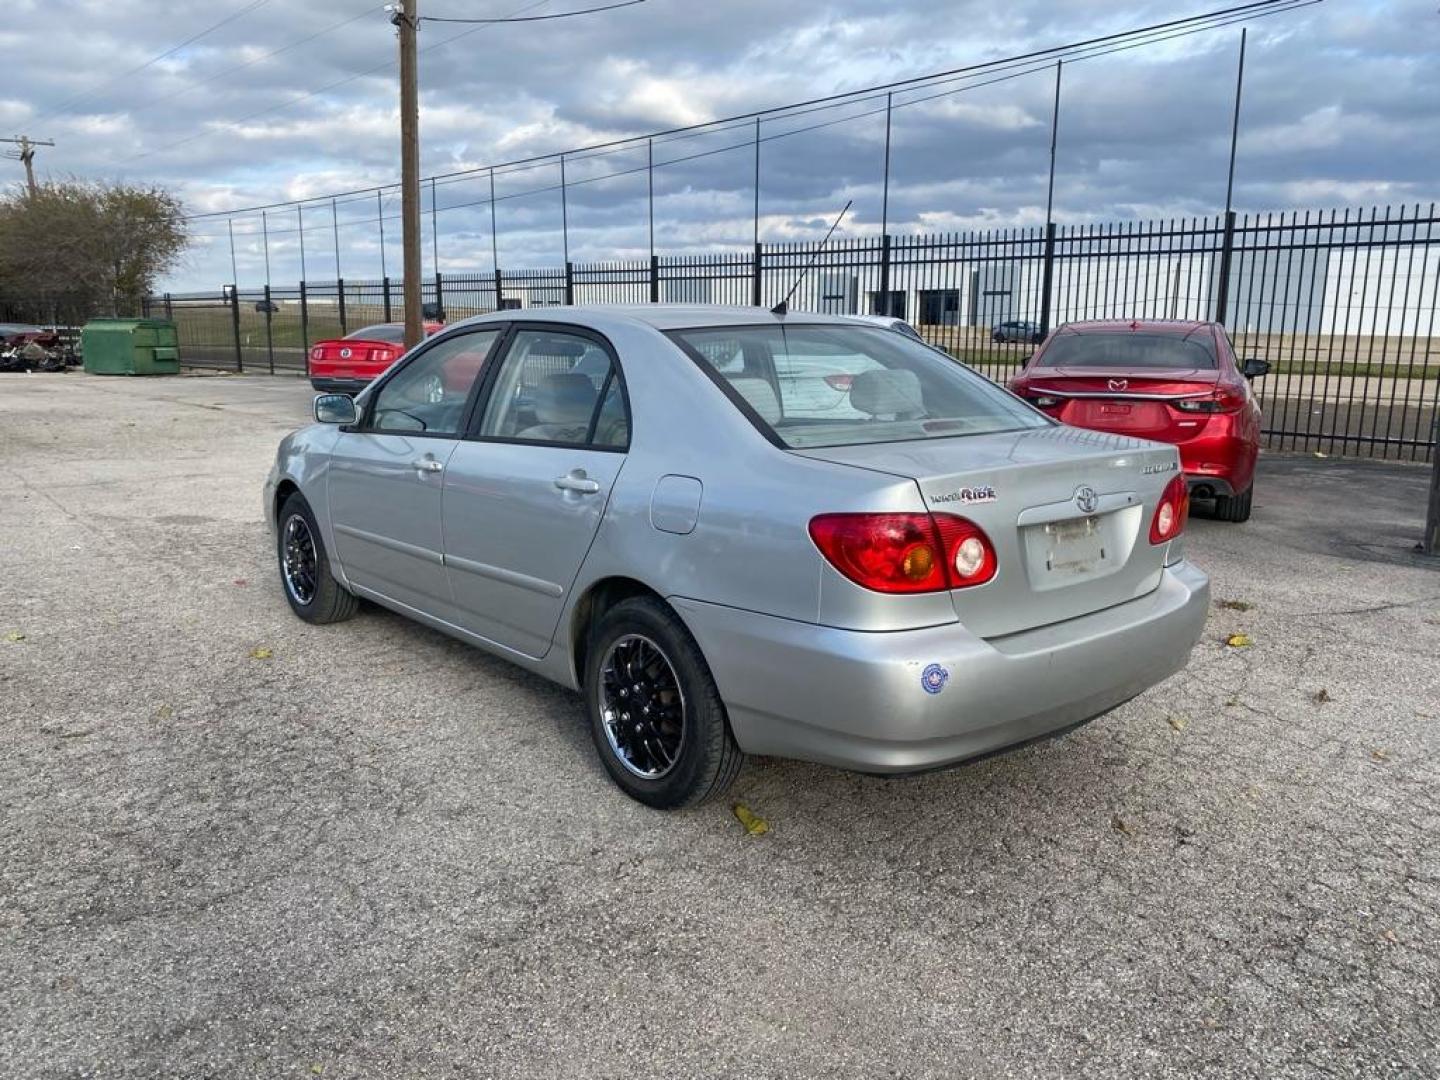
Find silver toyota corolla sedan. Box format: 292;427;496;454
265;306;1209;808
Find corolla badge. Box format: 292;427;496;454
931;484;997;506
1073;485;1099;514
1107;378;1129;391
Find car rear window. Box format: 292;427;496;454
1037;331;1217;369
345;324;405;343
670;324;1047;449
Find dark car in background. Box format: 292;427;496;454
1009;319;1269;522
992;319;1043;344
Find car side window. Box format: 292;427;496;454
368;329;500;436
478;329;629;449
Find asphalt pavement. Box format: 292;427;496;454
1;371;1437;1079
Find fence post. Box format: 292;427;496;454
299;280;310;360
752;242;763;307
336;277;347;335
564;262;575;306
878;235;892;315
263;283;275;375
1039;222;1057;336
228;285;243;373
383;276;392;323
163;292;173;323
650;254;659;303
1214;210;1237;325
494;268;504;311
434;270;445;321
1425;434;1439;556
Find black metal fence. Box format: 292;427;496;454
145;202;1439;462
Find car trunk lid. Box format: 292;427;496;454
1026;366;1220;441
793;426;1180;638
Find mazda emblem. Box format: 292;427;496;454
1073;485;1098;515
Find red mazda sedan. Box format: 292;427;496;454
308;321;443;394
1009;320;1268;522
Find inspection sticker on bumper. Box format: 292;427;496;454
921;664;949;695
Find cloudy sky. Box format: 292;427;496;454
2;0;1435;289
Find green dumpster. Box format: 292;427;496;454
81;318;181;375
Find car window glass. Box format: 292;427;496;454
346;324;404;343
368;329;500;436
674;325;1046;449
479;330;627;447
1037;332;1217;369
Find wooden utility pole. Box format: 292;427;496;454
393;0;423;348
1;136;55;195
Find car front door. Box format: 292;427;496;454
441;326;630;658
326;327;502;620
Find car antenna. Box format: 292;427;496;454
770;199;853;316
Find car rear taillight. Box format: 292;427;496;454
368;347;397;364
823;373;854;391
808;512;998;594
1148;474;1189;545
310;347;324;361
1173;386;1246;413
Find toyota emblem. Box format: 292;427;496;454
1073;485;1099;515
1107;378;1128;392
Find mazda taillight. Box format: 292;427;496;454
1149;474;1189;544
1173;385;1246;413
808;512;998;593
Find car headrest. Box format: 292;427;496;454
534;373;597;426
728;377;781;425
850;368;924;417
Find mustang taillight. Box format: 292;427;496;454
310;347;324;361
368;347;397;364
808;512;997;593
1149;474;1190;545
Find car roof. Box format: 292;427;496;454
446;304;873;335
1057;319;1215;337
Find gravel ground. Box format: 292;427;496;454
2;372;1437;1079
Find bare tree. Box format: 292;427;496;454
0;180;188;324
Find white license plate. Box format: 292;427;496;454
1043;516;1106;575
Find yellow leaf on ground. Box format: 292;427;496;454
249;646;273;660
3;631;24;642
732;803;769;836
155;704;173;720
1225;634;1253;648
1167;715;1189;733
1111;815;1133;836
1370;748;1391;763
1381;928;1399;945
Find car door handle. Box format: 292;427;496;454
554;473;600;494
412;458;444;474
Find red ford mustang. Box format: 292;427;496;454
1009;320;1269;522
308;322;443;394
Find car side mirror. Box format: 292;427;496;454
1241;357;1270;380
314;393;358;425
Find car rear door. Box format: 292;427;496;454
440;325;630;659
326;327;502;619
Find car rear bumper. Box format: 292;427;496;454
309;376;371;394
673;559;1210;773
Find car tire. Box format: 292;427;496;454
584;596;743;810
277;492;360;624
1214;484;1253;523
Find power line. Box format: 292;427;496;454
114;5;385;122
196;0;1317;241
32;0;271;126
421;0;644;23
115;0;553;167
179;0;1315;221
